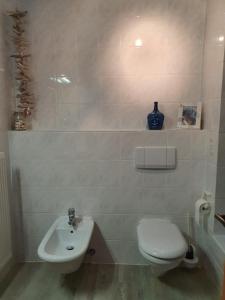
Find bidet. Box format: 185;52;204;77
38;215;94;273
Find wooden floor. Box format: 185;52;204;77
0;263;219;300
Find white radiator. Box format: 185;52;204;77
0;152;12;273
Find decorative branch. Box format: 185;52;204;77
8;9;34;118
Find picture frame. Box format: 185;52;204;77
177;102;202;129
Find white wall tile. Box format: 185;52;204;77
57;103;80;130
78;187;141;214
141;169;166;188
24;0;206;131
191;130;207;160
206;131;219;164
79;103;122;131
94;214;138;241
120;131;166;160
22;213;58;261
204;99;221;131
140;188;193;216
191;159;206;191
120;160;143;187
20;188;83;214
165;160;192;188
139;189;165;214
167;130;192;160
204;162;217;195
10;132;122;161
159;103;179;129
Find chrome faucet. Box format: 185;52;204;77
68;208;76;227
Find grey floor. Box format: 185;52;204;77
0;263;220;300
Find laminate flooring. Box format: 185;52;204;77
0;263;219;300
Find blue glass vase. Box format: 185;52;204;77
147;102;164;130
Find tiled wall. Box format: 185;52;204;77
10;129;206;262
9;0;209;263
19;0;207;131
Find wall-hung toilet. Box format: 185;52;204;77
38;215;94;274
137;218;187;276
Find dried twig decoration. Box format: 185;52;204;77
8;10;34;118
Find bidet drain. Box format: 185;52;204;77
66;245;74;251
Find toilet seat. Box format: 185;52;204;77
137;218;187;260
139;246;179;264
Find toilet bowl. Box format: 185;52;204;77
137;218;187;276
38;215;94;274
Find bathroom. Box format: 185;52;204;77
0;0;225;299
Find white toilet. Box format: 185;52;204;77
137;218;187;276
38;215;94;274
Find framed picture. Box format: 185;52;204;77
177;102;202;129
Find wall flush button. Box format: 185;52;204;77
135;146;176;169
135;147;145;168
145;147;167;169
166;147;176;169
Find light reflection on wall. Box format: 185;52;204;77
218;35;224;42
134;38;143;48
100;16;193;105
49;74;71;84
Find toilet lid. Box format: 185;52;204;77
137;219;187;260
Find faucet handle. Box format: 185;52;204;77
68;208;75;215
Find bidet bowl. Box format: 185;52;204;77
38;216;94;273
